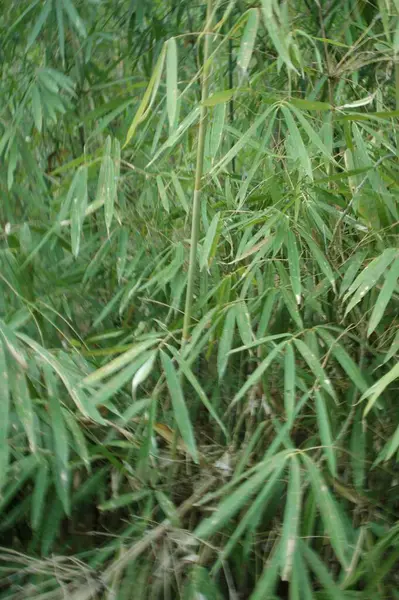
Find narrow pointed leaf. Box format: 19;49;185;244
280;455;302;581
166;38;178;130
315;390;336;476
160;351;198;463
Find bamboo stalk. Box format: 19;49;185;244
181;0;213;347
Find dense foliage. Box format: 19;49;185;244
0;0;398;598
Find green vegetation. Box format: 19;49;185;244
0;0;399;598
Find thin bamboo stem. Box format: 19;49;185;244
181;0;213;347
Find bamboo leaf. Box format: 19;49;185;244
317;329;368;394
362;362;399;417
10;369;36;453
280;455;302;581
70;166;88;257
260;0;295;72
294;339;337;402
343;248;397;313
301;541;344;600
203;89;236;107
195;452;288;540
217;306;236;380
315;390;336;476
284;343;296;425
63;0;86;37
200;212;220;271
302;454;350;569
209;103;226;161
237;9;259;78
281;105;313;179
169;347;227;437
156;175;169;213
351;409;366;489
367;256;399;336
131;351;156;399
286;229;301;305
124;45;166;147
160;351;198;463
26;0;53;50
166;38;178;130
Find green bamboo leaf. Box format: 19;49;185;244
70;166;88;257
10;369;36;453
294;338;337;401
160;351;198;463
249;539;282;600
200;212;220;271
62;0;87;38
343;248;397;312
131;351;156;399
203;89;236;107
31;461;49;530
210;105;276;175
237;9;259;78
317;329;368;394
183;565;223;600
351;409;366;488
235;301;253;347
43;367;69;493
286;230;301;305
340;251;367;297
280;455;302;581
147;106;200;166
315;390;336;476
362;362;399;416
62;408;90;469
367;257;399;336
195;452;288;540
289;98;332;111
83;339;158;385
231;341;287;409
303;235;336;291
289;103;335;161
170;171;189;213
301;541;344;600
258;289;278;338
0;343;10;491
217;306;236;380
156;175;170;213
280;286;304;329
281;105;313;179
216;459;286;568
169;347;227;437
284;343;296;425
124;45;166;147
26;0;53;50
385;424;399;461
260;0;295;72
384;329;399;364
209;103;226;161
166;37;178;130
302;454;350;569
0;319;28;369
98;490;150;512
